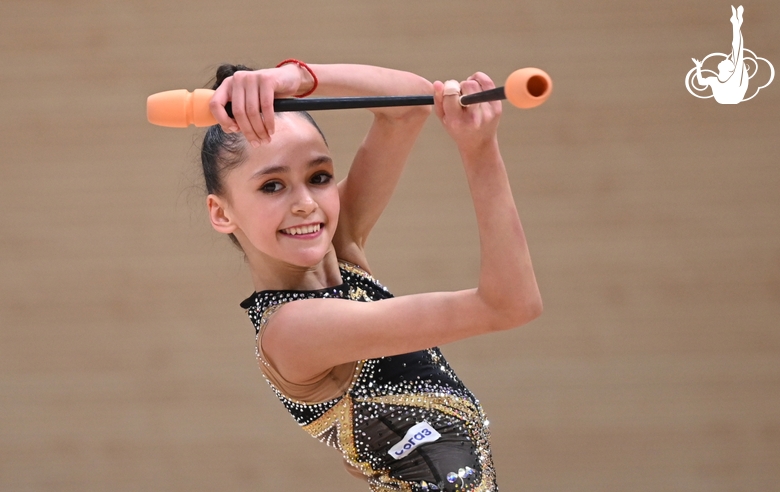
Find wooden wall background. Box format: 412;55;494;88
1;1;778;490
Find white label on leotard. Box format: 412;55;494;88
388;421;441;460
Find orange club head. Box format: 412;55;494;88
503;68;552;109
146;88;218;127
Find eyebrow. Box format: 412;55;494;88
250;156;333;180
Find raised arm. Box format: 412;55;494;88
262;73;543;384
209;63;432;270
306;65;432;271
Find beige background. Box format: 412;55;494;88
1;1;779;491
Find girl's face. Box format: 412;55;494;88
212;115;339;269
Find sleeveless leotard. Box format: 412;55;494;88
240;261;497;492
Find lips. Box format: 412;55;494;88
280;223;322;236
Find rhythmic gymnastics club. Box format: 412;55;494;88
146;67;552;128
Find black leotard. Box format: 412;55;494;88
240;261;497;492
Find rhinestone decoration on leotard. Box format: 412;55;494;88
241;261;497;492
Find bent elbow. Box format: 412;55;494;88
525;295;544;323
498;292;543;331
477;284;543;332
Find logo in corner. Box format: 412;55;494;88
685;5;774;104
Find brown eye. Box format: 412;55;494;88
260;181;283;193
311;172;333;185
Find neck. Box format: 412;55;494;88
246;246;343;292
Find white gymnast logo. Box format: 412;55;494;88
685;5;774;104
388;421;441;460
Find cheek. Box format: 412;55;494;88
235;196;280;233
324;187;340;219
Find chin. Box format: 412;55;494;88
287;249;330;269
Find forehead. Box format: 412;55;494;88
241;115;330;170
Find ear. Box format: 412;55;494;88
207;194;238;235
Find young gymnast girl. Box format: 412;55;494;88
201;60;542;492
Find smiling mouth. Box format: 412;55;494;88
280;223;322;236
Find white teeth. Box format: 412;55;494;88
282;223;321;235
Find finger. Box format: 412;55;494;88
229;74;262;145
432;80;445;120
459;80;483;115
441;79;462;115
209;78;238;132
459;79;480;96
230;81;259;144
458;79;484;118
442;79;461;96
243;76;270;145
466;74;484;93
259;80;276;137
468;71;496;91
467;72;501;115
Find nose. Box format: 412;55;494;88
291;186;317;216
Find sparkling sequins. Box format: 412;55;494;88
242;261;497;492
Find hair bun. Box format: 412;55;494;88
211;64;256;90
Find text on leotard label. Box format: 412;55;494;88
388;422;442;460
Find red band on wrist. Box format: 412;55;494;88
276;59;318;98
